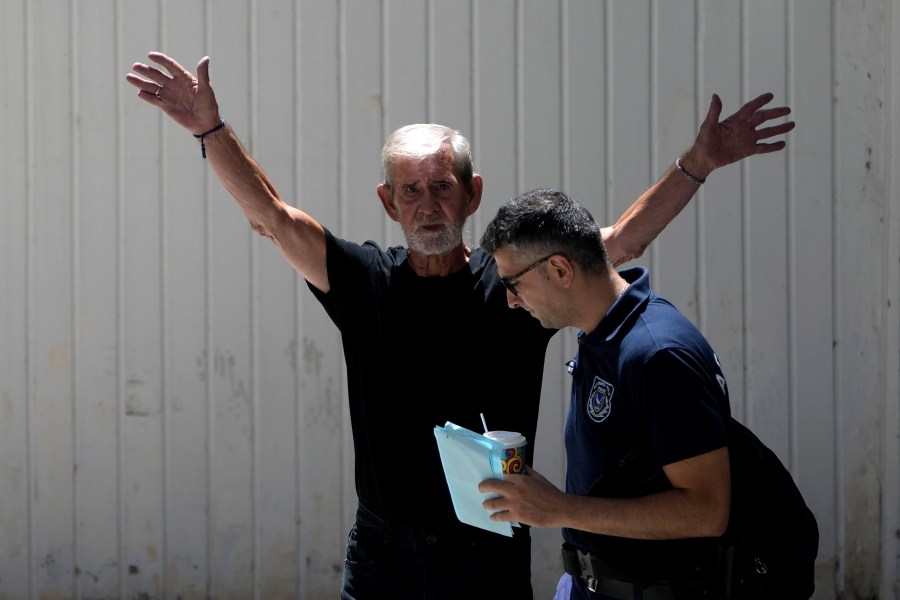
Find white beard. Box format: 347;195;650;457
404;217;465;256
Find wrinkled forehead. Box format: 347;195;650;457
390;146;458;181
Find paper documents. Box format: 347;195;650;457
433;421;519;537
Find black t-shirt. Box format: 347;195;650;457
308;229;555;529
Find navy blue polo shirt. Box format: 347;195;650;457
562;267;730;550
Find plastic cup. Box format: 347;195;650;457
483;431;527;475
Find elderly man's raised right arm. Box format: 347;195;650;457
126;52;330;293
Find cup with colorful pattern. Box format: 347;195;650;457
483;431;527;475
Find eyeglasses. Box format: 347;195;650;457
499;254;553;296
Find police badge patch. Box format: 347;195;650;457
587;376;614;423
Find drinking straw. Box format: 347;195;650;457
480;412;489;433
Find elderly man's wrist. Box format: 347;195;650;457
677;150;713;181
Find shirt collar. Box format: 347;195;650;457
577;266;651;344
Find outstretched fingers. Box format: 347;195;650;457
732;92;776;120
756;120;796;140
148;52;192;79
749;106;793;127
124;70;167;104
729;93;795;150
126;54;188;106
129;64;171;86
125;52;221;133
753;140;787;154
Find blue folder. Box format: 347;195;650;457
433;422;519;537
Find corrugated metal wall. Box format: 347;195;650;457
0;1;897;599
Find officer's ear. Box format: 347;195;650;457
546;254;576;288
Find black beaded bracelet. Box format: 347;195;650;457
193;117;226;159
675;157;706;185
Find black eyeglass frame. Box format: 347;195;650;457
499;254;554;295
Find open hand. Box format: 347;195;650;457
690;92;795;177
125;52;221;135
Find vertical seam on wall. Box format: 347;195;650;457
24;0;34;595
604;2;613;227
339;0;348;239
471;0;480;236
338;0;352;535
560;0;573;465
786;0;797;473
740;0;751;425
381;0;390;244
293;2;303;596
830;0;843;591
515;1;523;194
427;0;433;122
696;0;706;333
159;2;170;596
248;0;260;596
561;0;568;193
203;1;215;597
649;0;658;289
113;1;125;597
70;1;81;596
881;1;900;594
381;0;389;143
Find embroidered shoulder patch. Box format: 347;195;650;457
587;376;614;423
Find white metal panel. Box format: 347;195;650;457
608;1;654;266
744;0;792;460
0;0;30;595
159;0;217;594
28;1;77;597
788;1;837;597
520;0;564;193
885;4;900;599
118;2;165;598
75;1;127;597
563;0;608;218
652;0;701;322
697;0;750;437
430;0;474;130
835;1;892;597
341;1;387;250
880;8;900;598
470;0;518;239
384;0;428;134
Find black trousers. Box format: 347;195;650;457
340;503;533;600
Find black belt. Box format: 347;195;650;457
354;502;440;550
561;544;676;600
